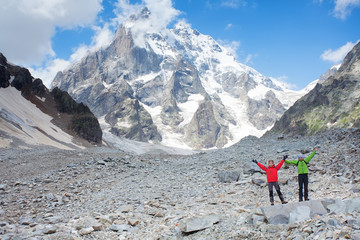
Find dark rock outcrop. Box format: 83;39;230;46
185;100;229;149
248;90;286;130
52;87;102;143
106;98;162;142
0;52;102;144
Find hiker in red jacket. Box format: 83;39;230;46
252;158;288;205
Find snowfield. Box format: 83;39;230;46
0;87;82;150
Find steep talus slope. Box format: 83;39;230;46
270;42;360;135
0;53;102;149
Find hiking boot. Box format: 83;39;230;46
281;201;288;204
271;202;274;206
305;198;310;201
299;199;303;202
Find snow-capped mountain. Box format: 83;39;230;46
52;8;309;149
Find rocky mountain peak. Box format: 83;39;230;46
337;41;360;74
318;64;340;83
52;8;309;149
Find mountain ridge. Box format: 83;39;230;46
269;42;360;135
51;9;313;149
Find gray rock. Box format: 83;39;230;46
327;197;360;214
79;227;94;236
109;224;129;232
92;222;103;231
261;200;328;224
118;204;134;213
252;214;266;225
42;225;57;234
19;217;34;226
97;160;106;165
252;178;266;186
218;171;241;183
128;218;140;226
289;206;311;223
327;218;340;226
180;214;220;233
351;184;360;193
0;221;8;227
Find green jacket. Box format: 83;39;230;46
285;150;317;174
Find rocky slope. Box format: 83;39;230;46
0;53;102;149
270;42;360;135
52;8;307;149
0;128;359;239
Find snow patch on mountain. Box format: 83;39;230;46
218;92;266;146
142;103;194;149
0;87;81;150
99;115;195;154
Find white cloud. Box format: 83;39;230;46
113;0;181;48
206;0;248;9
27;0;180;85
218;40;241;59
244;54;254;65
221;0;248;8
225;23;233;30
90;24;114;51
333;0;360;20
271;75;299;90
29;59;71;88
0;0;102;66
321;41;358;63
30;23;115;88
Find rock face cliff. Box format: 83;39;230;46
52;8;306;149
0;53;102;148
270;42;360;135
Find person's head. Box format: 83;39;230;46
268;160;274;167
298;154;303;161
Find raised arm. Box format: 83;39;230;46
252;159;267;171
304;148;318;164
276;159;285;170
284;154;297;165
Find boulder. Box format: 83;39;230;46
109;224;129;232
289;206;311;223
218;171;241;183
351;184;360;193
327;197;360;214
179;214;220;233
118;204;134;213
260;199;328;224
252;178;266;186
79;227;94;236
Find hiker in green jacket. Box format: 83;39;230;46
284;148;318;202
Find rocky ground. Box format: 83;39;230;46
0;128;360;239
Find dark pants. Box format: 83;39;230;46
268;182;284;203
298;174;309;200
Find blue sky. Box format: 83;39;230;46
1;0;359;89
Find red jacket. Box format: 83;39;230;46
256;159;284;182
